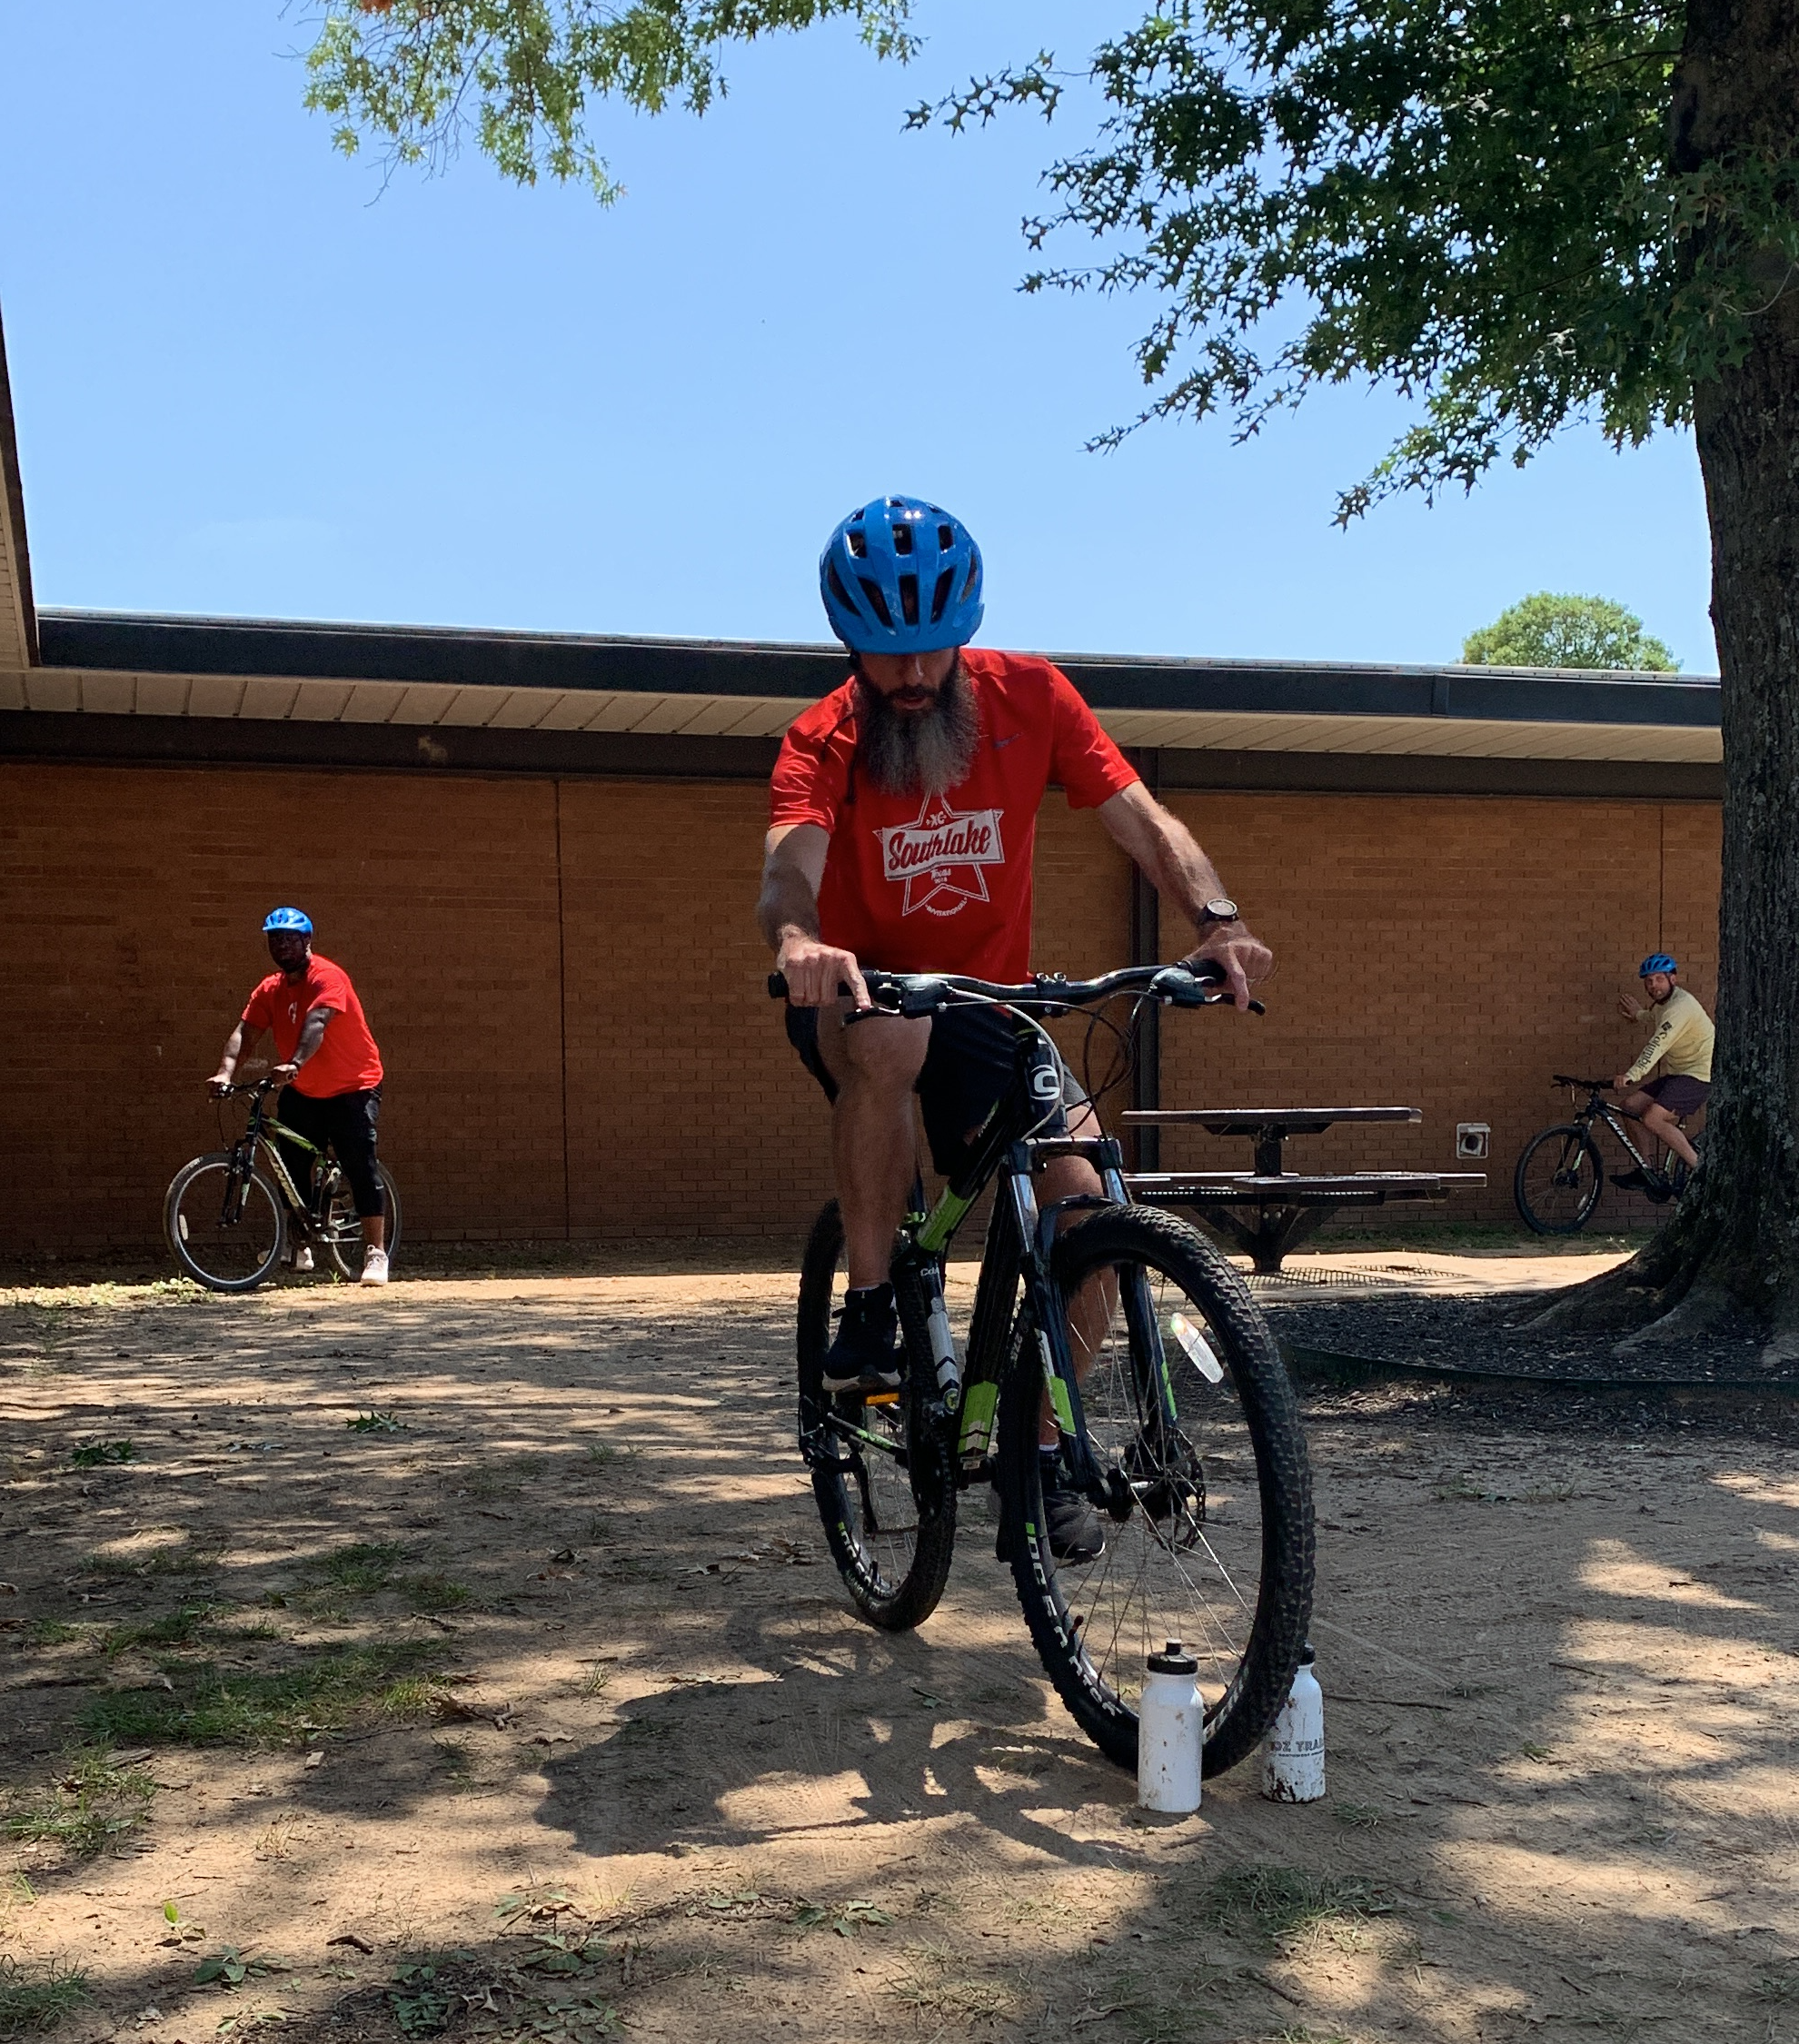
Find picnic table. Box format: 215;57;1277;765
1121;1106;1486;1273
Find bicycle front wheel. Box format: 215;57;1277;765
164;1153;287;1293
319;1163;403;1280
797;1201;958;1632
1003;1206;1314;1777
1514;1124;1605;1234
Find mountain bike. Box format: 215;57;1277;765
164;1078;403;1293
1513;1074;1693;1235
776;960;1315;1779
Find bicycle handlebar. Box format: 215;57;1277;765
1551;1074;1614;1092
767;959;1262;1018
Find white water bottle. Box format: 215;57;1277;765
1262;1644;1325;1802
1138;1640;1203;1813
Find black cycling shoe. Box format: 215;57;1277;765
1611;1169;1648;1192
822;1285;903;1394
1040;1454;1106;1563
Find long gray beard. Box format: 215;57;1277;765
856;660;981;799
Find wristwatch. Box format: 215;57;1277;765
1198;897;1239;927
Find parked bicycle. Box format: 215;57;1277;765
777;960;1315;1780
1514;1074;1693;1235
164;1078;403;1292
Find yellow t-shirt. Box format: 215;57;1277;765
1624;985;1715;1085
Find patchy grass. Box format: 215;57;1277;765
4;1752;156;1860
25;1621;89;1650
81;1533;225;1583
104;1603;217;1654
1198;1866;1395;1949
0;1958;91;2035
401;1573;472;1614
81;1640;445;1748
303;1541;408;1597
69;1440;134;1468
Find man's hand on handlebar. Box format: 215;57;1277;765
1181;924;1272;1014
776;934;871;1012
206;1069;234;1097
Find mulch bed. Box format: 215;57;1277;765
1259;1285;1784;1387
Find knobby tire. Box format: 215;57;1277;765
797;1201;957;1632
1002;1206;1314;1777
1514;1124;1605;1235
164;1152;287;1293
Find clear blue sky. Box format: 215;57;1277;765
0;3;1716;670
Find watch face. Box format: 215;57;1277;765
1206;898;1238;921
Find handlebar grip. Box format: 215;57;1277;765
768;972;864;1002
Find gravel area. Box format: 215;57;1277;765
1264;1285;1784;1386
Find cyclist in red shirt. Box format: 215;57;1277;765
757;496;1269;1554
207;908;391;1285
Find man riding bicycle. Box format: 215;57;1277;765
207;908;391;1285
756;494;1268;1554
1612;952;1713;1190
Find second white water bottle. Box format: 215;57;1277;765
1138;1640;1204;1812
1262;1643;1326;1801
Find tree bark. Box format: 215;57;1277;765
1541;0;1799;1348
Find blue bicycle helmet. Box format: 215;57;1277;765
820;496;984;654
263;907;313;936
1639;952;1677;977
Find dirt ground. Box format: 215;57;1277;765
3;1256;1797;2044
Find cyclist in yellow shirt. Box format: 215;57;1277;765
1612;952;1712;1187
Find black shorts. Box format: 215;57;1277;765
1641;1074;1710;1116
784;1000;1086;1178
275;1085;383;1218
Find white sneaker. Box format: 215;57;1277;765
360;1247;390;1286
290;1245;315;1274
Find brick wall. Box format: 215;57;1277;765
0;760;1719;1254
1158;790;1722;1218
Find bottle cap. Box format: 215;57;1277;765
1147;1639;1198;1674
1298;1642;1316;1667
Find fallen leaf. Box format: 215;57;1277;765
303;1752;324;1771
325;1934;373;1955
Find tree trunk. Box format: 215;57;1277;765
1541;0;1799;1349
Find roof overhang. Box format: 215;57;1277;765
2;610;1721;770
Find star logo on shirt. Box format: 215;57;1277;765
877;795;1007;918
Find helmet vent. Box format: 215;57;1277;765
825;561;860;616
899;574;919;626
858;577;894;628
892;524;913;555
939;524;954;550
930;568;956;625
847;528;868;560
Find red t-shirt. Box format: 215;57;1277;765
243;954;384;1099
770;647;1139;980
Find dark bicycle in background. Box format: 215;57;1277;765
164;1077;402;1292
1514;1074;1694;1235
777;958;1315;1780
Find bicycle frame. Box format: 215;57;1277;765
811;1007;1178;1508
218;1086;328;1230
1575;1093;1666;1176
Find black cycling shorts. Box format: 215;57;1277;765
784;1000;1086;1179
275;1085;383;1218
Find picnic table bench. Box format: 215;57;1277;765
1121;1106;1486;1273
